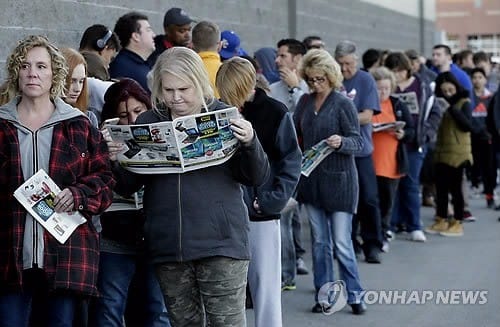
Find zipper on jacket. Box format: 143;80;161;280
178;174;182;261
28;122;58;268
32;131;39;268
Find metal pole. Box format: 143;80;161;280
288;0;297;39
419;0;425;54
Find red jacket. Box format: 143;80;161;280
0;114;115;296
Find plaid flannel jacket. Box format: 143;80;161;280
0;115;115;296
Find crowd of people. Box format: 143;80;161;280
0;5;499;327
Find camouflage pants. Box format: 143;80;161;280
155;257;249;327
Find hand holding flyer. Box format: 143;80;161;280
372;121;406;132
106;107;241;174
14;169;87;244
301;139;334;177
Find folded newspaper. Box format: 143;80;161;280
107;107;241;174
301;139;334;177
392;91;419;115
372;121;406;132
13;169;87;244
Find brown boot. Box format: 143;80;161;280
425;217;449;234
439;219;464;237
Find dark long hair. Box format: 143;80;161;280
434;71;469;105
101;78;152;124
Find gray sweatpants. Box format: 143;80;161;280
247;220;282;327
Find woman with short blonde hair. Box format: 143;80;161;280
150;46;214;114
294;48;367;315
299;48;343;90
110;46;270;326
217;55;302;327
216;56;256;109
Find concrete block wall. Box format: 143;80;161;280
0;0;435;81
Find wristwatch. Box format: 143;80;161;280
288;86;300;94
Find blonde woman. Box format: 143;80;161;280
0;35;114;325
294;49;366;314
110;47;270;326
216;57;301;327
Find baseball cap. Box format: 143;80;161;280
405;49;419;60
163;8;194;27
219;30;248;60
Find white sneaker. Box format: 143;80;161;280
409;230;426;242
381;241;390;253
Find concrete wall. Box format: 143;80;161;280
0;0;436;81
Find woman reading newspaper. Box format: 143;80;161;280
0;35;114;325
92;78;170;326
109;47;270;326
293;49;366;314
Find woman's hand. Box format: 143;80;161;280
326;134;342;149
230;118;255;146
54;188;75;213
101;127;124;161
394;128;405;140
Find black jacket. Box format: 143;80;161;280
389;96;415;174
113;99;270;263
240;88;302;221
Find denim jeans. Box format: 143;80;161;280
0;269;80;327
91;252;170;327
292;204;306;258
305;205;364;304
391;147;426;232
155;256;248;327
281;205;296;283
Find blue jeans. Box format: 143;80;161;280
91;252;170;327
281;205;296;283
0;291;81;327
391;148;426;232
305;205;364;304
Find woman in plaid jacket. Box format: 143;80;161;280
0;35;114;326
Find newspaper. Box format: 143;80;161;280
301;140;334;177
392;91;419;115
107;107;241;174
13;169;87;244
372;121;406;132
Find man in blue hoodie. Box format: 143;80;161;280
432;44;474;107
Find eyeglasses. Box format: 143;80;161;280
306;76;327;85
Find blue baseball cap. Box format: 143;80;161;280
219;30;247;60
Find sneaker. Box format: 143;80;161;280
463;210;476;222
296;258;309;275
381;241;390;253
364;246;381;264
425;217;449;234
311;303;327;313
385;230;395;242
281;280;296;291
439;219;464;237
409;230;427;242
350;302;367;315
